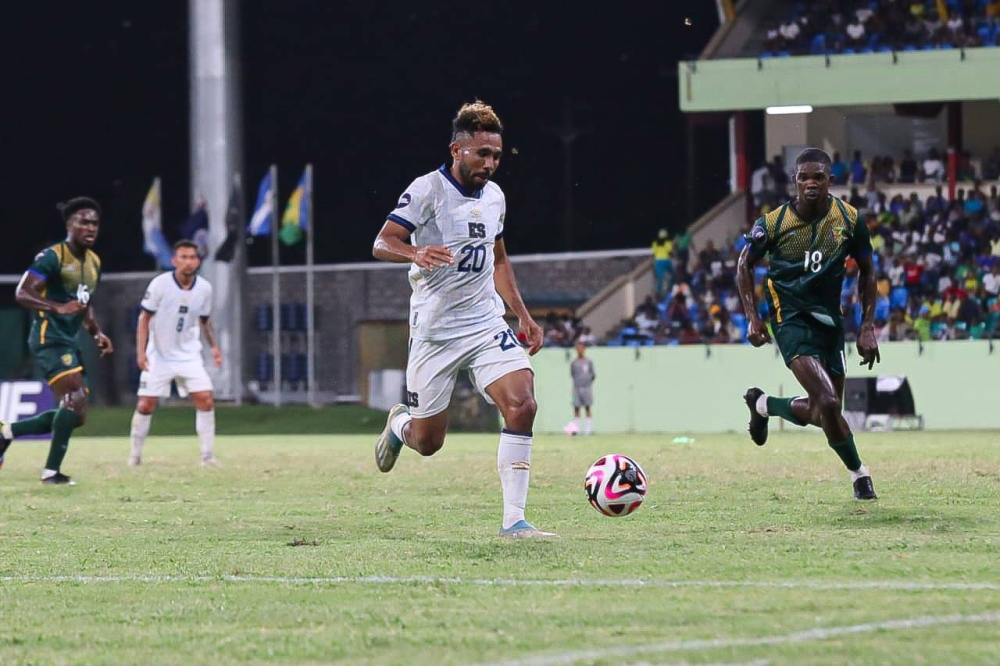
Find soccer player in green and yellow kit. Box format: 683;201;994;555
0;197;114;484
736;149;879;500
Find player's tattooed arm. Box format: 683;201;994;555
200;317;223;367
373;221;452;269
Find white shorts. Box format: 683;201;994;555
406;322;533;418
138;357;213;398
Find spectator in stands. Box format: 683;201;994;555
898;149;919;183
651;229;674;297
769;155;789;198
780;16;802;48
850;150;867;185
958;150;977;181
922;148;945;182
674;228;693;268
983;148;1000;181
575;326;596;346
677;320;703;345
848;186;866;209
946;12;965;44
984;264;1000;298
763;22;781;52
845;14;866;48
664;291;689;329
831;152;849;185
751;159;775;209
923;9;943;41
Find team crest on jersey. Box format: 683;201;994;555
60;353;73;366
831;226;847;242
395;193;412;209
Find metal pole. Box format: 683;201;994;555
269;164;282;407
305;164;316;407
189;0;243;402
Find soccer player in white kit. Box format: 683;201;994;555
372;101;555;539
128;240;222;466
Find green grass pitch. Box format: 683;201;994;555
2;429;999;664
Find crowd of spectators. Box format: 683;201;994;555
610;180;1000;347
761;0;1000;57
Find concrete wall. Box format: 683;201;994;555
82;250;649;404
530;341;1000;433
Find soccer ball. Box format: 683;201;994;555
584;454;648;517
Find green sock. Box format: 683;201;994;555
829;434;863;472
765;396;807;427
45;408;81;472
11;410;58;438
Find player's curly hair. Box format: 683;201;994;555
57;196;101;221
451;100;503;141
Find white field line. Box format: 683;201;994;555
0;574;999;592
482;611;1000;666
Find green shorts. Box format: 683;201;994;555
772;315;846;376
30;343;85;385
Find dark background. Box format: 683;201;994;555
2;1;728;277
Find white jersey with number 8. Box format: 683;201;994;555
139;272;214;363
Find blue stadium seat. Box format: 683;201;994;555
921;44;937;51
759;51;775;59
877;45;893;53
256;353;273;383
860;47;874;54
604;339;622;347
903;44;917;51
776;51;791;58
939;43;955;50
809;34;826;55
841;47;856;55
254;303;272;332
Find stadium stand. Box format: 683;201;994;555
757;0;1000;58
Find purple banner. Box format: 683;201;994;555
1;381;57;439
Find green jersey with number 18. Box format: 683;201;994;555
746;195;872;327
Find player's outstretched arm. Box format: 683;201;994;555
855;253;881;369
737;245;770;347
373;221;452;270
493;239;542;355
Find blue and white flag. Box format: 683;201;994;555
178;202;210;258
142;177;173;269
247;171;274;236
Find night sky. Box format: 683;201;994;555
3;1;727;276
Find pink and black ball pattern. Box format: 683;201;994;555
584;454;648;517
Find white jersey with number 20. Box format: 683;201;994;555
387;165;506;342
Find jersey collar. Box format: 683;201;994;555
439;164;483;199
172;272;197;291
789;194;833;223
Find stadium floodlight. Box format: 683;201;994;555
765;105;814;115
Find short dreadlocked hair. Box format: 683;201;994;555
57;196;102;221
451;100;503;142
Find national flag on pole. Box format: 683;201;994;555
280;170;309;246
178;200;210;258
215;176;244;263
142;178;173;269
247;171;274;237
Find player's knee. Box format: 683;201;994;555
137;398;158;415
815;393;842;419
504;394;537;426
194;395;215;411
411;431;445;457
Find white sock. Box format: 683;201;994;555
196;409;215;459
850;464;870;481
390;411;412;446
497;429;532;529
130;411;152;460
573;417;581;431
1;423;12;439
756;393;769;417
41;469;58;480
584;417;593;435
